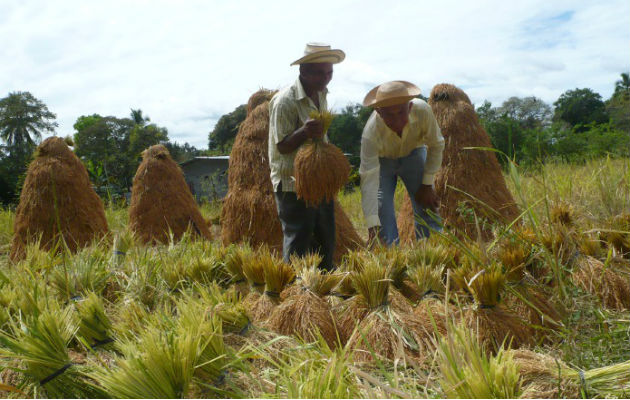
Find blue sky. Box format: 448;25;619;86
1;0;628;148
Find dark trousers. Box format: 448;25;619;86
274;189;335;271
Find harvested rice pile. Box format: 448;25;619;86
399;83;520;243
128;144;212;244
10;137;108;261
221;90;283;252
221;90;363;262
572;255;630;310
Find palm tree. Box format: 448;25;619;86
130;108;150;126
614;72;630;100
0;91;57;146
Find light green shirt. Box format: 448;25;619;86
268;78;328;192
359;99;445;228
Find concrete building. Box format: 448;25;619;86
180;156;229;202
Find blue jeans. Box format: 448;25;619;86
378;147;442;245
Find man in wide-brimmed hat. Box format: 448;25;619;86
360;80;445;245
268;42;345;270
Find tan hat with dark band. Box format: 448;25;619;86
363;80;421;108
291;42;345;66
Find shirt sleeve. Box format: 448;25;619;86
269;97;297;145
420;105;445;185
359;122;381;228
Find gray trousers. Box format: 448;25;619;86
274;187;335;271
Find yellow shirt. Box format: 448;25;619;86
268;78;328;192
359;99;445;228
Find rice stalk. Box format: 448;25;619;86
75;291;114;350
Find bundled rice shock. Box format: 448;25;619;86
600;213;630;256
572;255;630;310
408;264;451;336
293;110;351;207
509;349;630;399
128;144;212;245
268;263;343;348
342;259;432;362
10;137;109;262
248;251;295;323
458;263;534;353
222;244;252;296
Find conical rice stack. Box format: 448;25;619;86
10;137;108;261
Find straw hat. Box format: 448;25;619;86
291;42;345;66
363;81;421;108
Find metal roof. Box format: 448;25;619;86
179;156;230;166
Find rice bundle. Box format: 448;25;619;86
343;260;431;362
248;252;295;323
436;323;522;399
10;137;108;261
128;144;212;245
572;255;630;310
458;264;533;352
222;244;252;296
267;265;343;347
600;213;630;256
409;264;451;335
222;91;363;262
510;349;630;399
399;84;520;243
294;110;350;207
75;292;114;350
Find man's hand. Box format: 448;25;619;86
303;118;324;139
367;226;382;249
414;184;440;213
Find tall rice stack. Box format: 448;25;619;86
399;83;520;243
221;90;283;252
10;137;108;261
221;90;364;262
128;145;212;245
572;255;630;310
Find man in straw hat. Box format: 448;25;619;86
268;42;345;270
360;80;445;245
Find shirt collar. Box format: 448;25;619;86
294;78;329;101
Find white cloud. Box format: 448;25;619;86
1;0;628;148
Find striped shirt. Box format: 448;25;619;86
360;99;445;228
268;78;328;192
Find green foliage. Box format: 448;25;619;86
0;91;57;147
553;87;609;129
208;104;246;152
327;104;371;167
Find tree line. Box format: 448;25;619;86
1;73;628;206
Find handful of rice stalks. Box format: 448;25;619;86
294;110;350;207
510;349;630;398
75;292;114;350
572;255;630;310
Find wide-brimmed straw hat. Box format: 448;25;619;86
363;81;421;108
290;42;345;66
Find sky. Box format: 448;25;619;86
2;0;629;149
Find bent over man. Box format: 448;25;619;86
360;80;445;246
268;43;345;270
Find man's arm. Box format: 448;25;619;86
277;118;323;154
359;117;382;245
414;104;445;211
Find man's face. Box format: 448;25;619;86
300;63;334;92
376;102;413;133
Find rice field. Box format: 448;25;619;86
0;157;629;399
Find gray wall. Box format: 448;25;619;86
181;158;229;201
